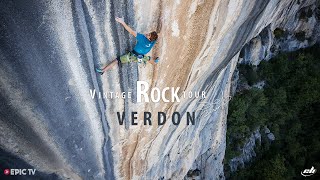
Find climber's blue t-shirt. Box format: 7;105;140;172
133;33;156;55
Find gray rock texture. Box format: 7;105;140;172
228;127;275;173
239;0;320;65
229;129;262;172
0;0;319;179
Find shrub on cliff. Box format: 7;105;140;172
273;28;285;39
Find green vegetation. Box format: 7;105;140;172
238;64;259;86
295;31;306;42
299;8;313;20
307;9;313;18
273;28;286;39
300;10;307;20
225;45;320;179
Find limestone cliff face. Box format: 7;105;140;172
239;1;320;66
0;0;318;179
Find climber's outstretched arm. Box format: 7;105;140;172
115;17;137;37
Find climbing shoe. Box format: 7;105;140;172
95;68;104;75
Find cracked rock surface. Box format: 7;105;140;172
0;0;319;179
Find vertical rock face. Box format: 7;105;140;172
239;0;320;65
0;0;318;179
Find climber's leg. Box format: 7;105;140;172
102;59;118;71
96;59;118;75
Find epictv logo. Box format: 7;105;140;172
3;168;36;176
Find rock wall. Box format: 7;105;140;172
228;127;275;173
0;0;318;179
239;0;320;65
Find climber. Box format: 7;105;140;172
95;17;159;75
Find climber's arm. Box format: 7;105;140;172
148;58;157;65
115;17;137;37
148;57;159;66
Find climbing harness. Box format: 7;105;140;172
119;51;150;67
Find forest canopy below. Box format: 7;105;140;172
225;45;320;180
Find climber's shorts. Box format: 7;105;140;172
118;52;135;64
117;52;150;64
